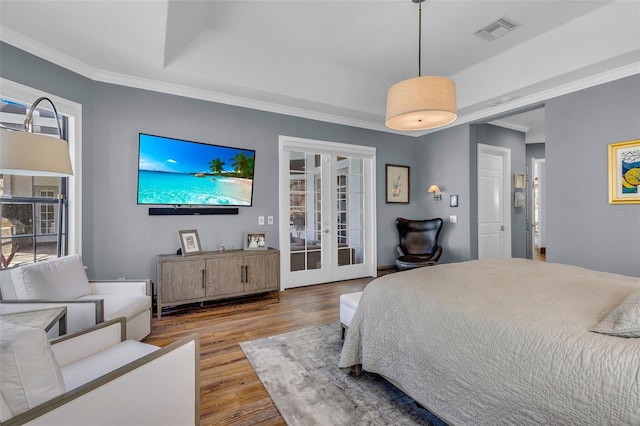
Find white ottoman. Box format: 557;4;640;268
339;291;363;339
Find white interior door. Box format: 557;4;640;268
279;136;376;289
478;144;511;259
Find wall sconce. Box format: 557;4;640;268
428;184;441;200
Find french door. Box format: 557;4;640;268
279;136;376;289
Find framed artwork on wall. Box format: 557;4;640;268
514;192;525;208
514;173;526;189
608;139;640;204
385;164;410;204
178;229;202;256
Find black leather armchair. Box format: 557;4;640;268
395;217;444;271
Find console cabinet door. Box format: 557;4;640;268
244;252;279;292
206;258;240;296
160;259;206;303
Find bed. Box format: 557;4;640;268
339;258;640;425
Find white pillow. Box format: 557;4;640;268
0;320;65;416
590;289;640;338
10;254;91;300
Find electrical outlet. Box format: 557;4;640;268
267;216;274;225
258;216;265;225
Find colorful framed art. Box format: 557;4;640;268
608;139;640;204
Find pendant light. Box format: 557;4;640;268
386;0;457;131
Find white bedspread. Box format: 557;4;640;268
339;259;640;425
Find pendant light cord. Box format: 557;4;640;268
418;1;422;77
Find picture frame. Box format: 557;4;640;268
385;164;410;204
514;192;525;208
514;173;526;189
608;139;640;204
244;232;267;250
450;194;459;207
178;229;202;256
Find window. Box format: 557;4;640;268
1;97;70;267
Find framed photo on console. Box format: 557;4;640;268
244;232;267;250
178;229;202;256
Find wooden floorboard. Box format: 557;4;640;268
143;277;373;426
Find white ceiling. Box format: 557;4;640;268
1;0;639;138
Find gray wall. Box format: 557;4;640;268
415;125;473;263
475;124;528;258
2;42;638;279
1;42;420;280
526;143;545;160
545;75;640;277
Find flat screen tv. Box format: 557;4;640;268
137;133;255;206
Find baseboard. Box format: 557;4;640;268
377;265;399;277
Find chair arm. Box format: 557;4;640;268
89;279;151;296
0;299;104;336
5;334;200;426
50;318;126;367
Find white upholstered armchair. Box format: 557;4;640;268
0;255;152;340
0;317;199;425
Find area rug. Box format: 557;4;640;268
240;323;447;426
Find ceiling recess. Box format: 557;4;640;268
474;17;520;41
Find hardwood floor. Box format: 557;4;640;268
143;278;372;426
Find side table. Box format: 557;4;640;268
0;306;67;336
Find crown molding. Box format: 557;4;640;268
3;26;638;138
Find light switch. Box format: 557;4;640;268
258;216;265;225
267;216;274;225
449;215;457;224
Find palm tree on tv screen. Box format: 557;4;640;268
231;153;254;178
209;158;225;174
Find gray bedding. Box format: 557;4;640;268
339;259;640;425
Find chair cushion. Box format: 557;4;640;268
10;255;91;300
0;321;65;416
61;340;158;391
76;294;151;321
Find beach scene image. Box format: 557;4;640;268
137;134;255;206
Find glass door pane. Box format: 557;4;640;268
289;152;323;272
336;157;364;267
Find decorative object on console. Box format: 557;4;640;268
178;229;202;256
608;139;640;204
385;164;410;204
244;232;267;250
385;0;457;131
0;96;73;257
428;184;441;201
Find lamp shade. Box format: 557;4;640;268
386;76;457;131
428;184;440;193
0;129;73;177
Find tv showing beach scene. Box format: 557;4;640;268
137;133;255;206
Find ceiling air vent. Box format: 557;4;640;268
474;17;519;41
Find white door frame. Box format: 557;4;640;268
278;135;377;290
477;143;511;259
